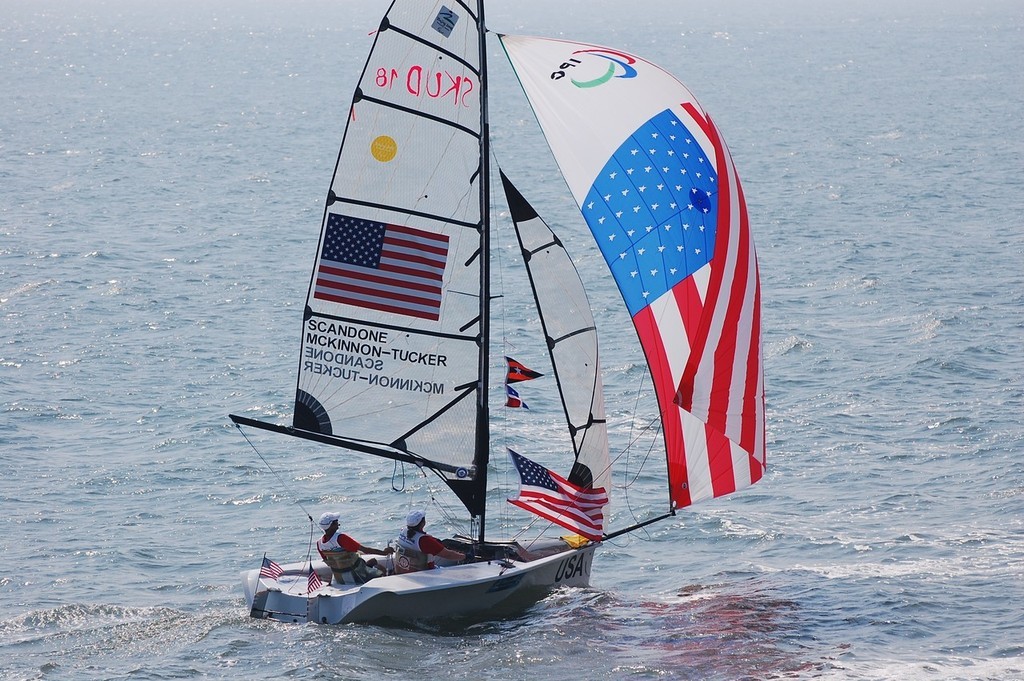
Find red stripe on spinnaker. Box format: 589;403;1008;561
675;103;719;416
681;103;737;497
705;122;764;486
705;426;737;497
735;176;764;467
671;267;704;351
673;101;766;498
633;304;691;508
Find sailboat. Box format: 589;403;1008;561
232;0;765;625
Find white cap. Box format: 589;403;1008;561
406;510;425;527
318;512;340;529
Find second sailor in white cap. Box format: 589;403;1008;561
394;510;466;574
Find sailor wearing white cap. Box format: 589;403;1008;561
315;511;394;585
394;510;466;574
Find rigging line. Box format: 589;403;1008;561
390;458;407;492
432;495;463;533
235;423;313;524
629;420;662;486
601;372;663;545
622;368;654;487
509;514;546;548
587;416;661;547
626;367;647;463
305;520;318;568
607;419;663;544
425;488;470;541
400;467;468;541
614;420;663;543
605;418;660;466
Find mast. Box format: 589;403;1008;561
474;0;491;546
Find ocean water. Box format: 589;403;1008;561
2;0;1023;679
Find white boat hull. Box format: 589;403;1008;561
242;542;597;625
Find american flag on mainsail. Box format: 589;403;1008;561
259;556;283;580
507;449;608;541
313;214;450;321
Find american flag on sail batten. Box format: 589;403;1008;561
313;214;449;321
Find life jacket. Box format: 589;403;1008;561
394;530;432;574
318;532;363;583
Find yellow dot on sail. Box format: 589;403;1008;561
371;135;398;162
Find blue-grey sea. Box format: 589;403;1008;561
2;0;1022;679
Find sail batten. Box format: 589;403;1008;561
382;27;481;74
356;92;483;138
329;197;482;231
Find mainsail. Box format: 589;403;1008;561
501;35;766;510
294;3;490;516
